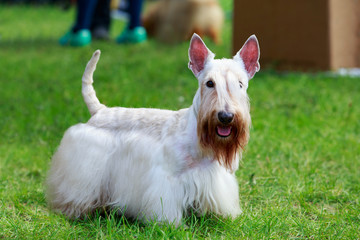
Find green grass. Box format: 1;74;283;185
1;3;360;239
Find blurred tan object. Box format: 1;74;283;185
143;0;224;44
111;0;120;10
233;0;360;71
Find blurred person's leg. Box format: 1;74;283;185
128;0;143;29
59;0;98;46
73;0;98;32
116;0;147;44
91;0;111;40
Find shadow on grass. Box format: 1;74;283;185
0;37;60;49
61;208;232;238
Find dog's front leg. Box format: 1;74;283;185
202;168;242;219
215;171;242;218
139;173;185;225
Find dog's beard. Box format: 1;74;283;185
197;110;250;170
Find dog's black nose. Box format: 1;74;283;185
218;111;234;124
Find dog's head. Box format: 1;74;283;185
188;33;260;170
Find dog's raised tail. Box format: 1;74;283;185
82;50;105;116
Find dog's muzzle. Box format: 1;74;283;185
216;111;234;137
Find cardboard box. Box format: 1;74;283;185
233;0;360;71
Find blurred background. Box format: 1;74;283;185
0;0;360;238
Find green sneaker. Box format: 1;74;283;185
59;30;76;46
59;29;92;47
116;26;147;44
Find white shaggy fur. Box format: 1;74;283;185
47;34;260;225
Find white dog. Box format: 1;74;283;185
47;33;260;225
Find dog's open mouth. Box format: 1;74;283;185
216;125;232;137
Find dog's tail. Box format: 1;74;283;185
82;50;105;116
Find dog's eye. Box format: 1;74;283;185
239;81;243;88
206;80;214;88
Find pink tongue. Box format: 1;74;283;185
216;126;232;137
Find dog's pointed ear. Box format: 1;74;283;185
188;33;215;77
234;35;260;79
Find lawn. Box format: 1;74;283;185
1;3;360;239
